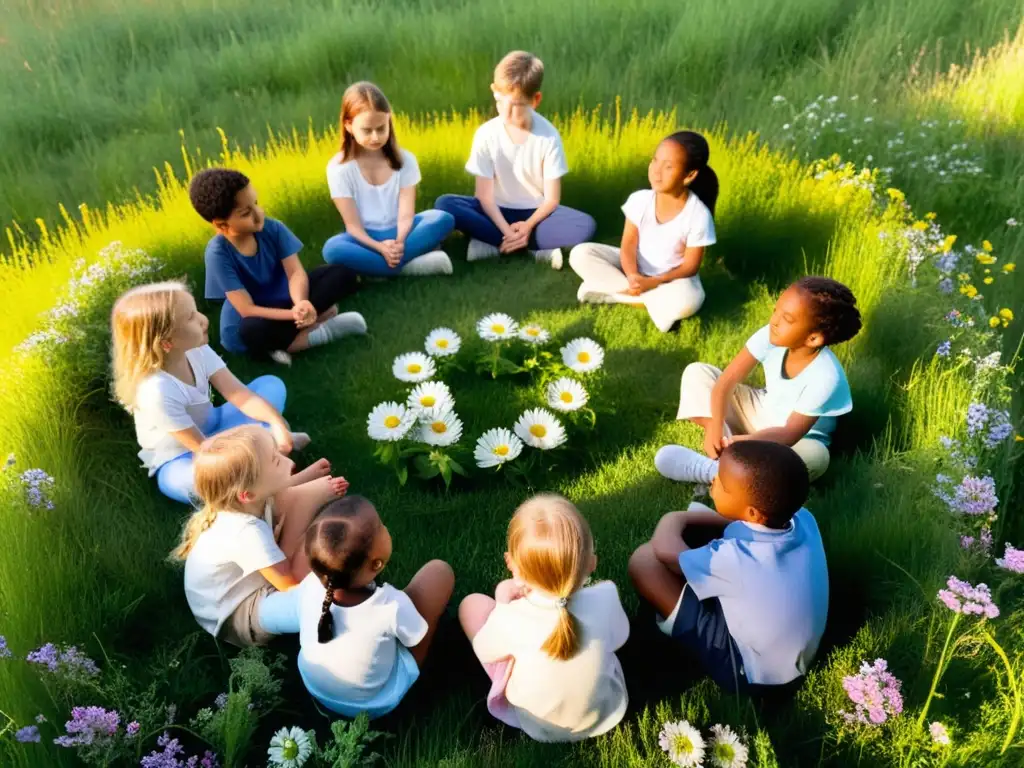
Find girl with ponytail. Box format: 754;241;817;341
568;130;719;332
256;495;454;719
458;494;630;742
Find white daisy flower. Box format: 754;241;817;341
407;381;453;413
709;724;748;768
513;408;566;450
425;327;461;357
518;324;550;344
267;726;313;768
392;352;435;382
477;312;518;341
367;401;417;442
546;377;588;412
658;720;705;768
417;408;463;447
474;428;524;468
560;337;604;373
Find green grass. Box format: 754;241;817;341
1;0;1023;766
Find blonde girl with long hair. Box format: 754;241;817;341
459;494;629;742
171;424;349;647
321;81;455;277
111;280;312;504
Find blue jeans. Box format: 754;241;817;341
321;209;455;276
433;194;597;250
155;375;287;505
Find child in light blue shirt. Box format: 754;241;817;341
629;440;828;691
655;275;861;483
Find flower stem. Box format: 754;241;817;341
981;629;1021;753
917;614;960;729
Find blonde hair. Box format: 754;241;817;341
338;81;403;170
494;50;544;98
169;425;267;561
110;280;189;410
507;494;593;661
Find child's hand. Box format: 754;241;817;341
270;423;294;455
703;427;724;459
500;222;530;253
328;475;349;497
380;240;404;268
293;300;317;328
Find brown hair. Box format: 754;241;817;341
338;81;403;170
169;425;268;560
494;51;544;98
110;280;189;410
507;494;593;661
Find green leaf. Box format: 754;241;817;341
396;464;408;486
448;457;468;477
439;461;453;487
414;453;440;479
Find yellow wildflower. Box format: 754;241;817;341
982;240;993;252
960;284;978;298
984;277;994;285
957;272;971;282
925;212;937;220
1003;263;1016;273
990;317;1001;328
887;188;905;202
975;253;997;265
911;220;928;231
1016;435;1024;442
1000;308;1014;321
942;235;957;252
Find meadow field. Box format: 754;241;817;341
1;0;1023;766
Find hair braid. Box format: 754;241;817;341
317;577;336;643
794;276;862;345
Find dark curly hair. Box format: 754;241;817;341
188;168;250;222
722;440;809;528
793;276;862;345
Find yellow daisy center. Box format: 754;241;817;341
527;328;539;336
577;351;591;363
530;424;547;438
560;391;573;403
431;421;447;434
436;339;449;348
420;395;436;407
494;445;510;456
408;363;422;373
491;324;505;334
384;415;400;429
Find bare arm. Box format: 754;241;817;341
706;348;759;458
654;244;706;282
333;197;386;254
619;220;641;279
683;504;732;528
474;177;512;237
395;185;416;244
281;254;309;305
225;289;295;322
732;411;818;447
259;562;300;592
209;368;290;441
522;177;560;230
651;511;689;575
168;426;205;454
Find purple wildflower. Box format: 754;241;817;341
26;643;99;678
141;733;219;768
946;310;967;328
935;252;959;273
19;468;56;510
26;643;59;671
15;725;41;743
950;475;998;516
995;544;1024;574
214;693;228;710
937;278;954;294
960;535;975;549
53;706;120;748
966;403;989;437
936;340;952;357
126;721;141;738
937;576;1000;618
35;714;47;724
841;658;904;726
0;636;12;659
930;721;951;745
984;410;1013;449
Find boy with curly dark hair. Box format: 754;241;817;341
656;275;862;482
190;168;364;363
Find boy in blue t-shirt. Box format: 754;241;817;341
629;440;828;692
191;168;366;362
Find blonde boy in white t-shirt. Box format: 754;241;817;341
569;131;719;332
434;51;596;270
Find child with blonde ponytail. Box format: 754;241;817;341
111;281;310;504
459;494;629;742
170;425;349;647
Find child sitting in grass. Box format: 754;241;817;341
171;425;349;647
258;495;454;718
191;167;365;364
111;281;310;504
629;440;827;692
321;82;456;277
458;494;629;742
435;50;596;270
656;275;862;482
569;131;718;332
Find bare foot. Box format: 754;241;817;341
290;432;312;452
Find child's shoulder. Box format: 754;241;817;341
529;111;561;139
578;579;624;605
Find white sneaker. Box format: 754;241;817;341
401;250;453;276
467;239;500;262
654;445;718;484
269;350;293;366
576;282;616;304
532;248;563;270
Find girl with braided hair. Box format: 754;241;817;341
257;495;453;718
170;425;348;647
657;276;862;483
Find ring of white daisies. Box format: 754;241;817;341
367;317;605;472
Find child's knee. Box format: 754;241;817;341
433;194;462;213
567;242;592;271
576;211;598;241
627;542;658;583
426;559;455;594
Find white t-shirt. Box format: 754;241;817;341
325;149;421;231
133;345;227;473
472;581;629;742
744;325;853;444
183;509;285;637
621;189;716;276
465;114;569;209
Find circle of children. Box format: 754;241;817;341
107;51;864;741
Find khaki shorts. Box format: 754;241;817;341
220;585;277;647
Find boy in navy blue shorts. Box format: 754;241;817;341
628;440;828;692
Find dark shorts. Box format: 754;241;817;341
667;586;747;693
